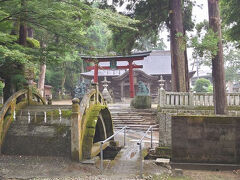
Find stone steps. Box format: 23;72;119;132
108;104;158;131
114;124;159;131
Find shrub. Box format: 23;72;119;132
194;78;212;92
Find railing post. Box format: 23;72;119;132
91;82;99;104
150;127;153;149
124;127;126;147
100;142;103;174
27;85;33;105
158;76;166;107
71;98;81;161
189;90;194;106
139;143;143;179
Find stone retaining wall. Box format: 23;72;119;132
158;108;240;147
171;115;240;164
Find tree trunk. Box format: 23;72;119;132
60;73;66;99
27;27;34;38
38;64;46;97
184;30;189;92
169;0;187;92
208;0;227;114
19;0;27;46
38;42;47;97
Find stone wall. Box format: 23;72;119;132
158;112;172;147
157;107;240;147
171;115;240;164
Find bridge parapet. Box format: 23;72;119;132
0;86;46;153
71;86;113;161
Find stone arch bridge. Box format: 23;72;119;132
0;85;114;161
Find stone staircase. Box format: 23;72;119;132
108;104;159;131
2;105;71;156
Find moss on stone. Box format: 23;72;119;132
46;109;72;119
155;146;171;158
16;100;27;111
54;124;69;135
81;104;107;159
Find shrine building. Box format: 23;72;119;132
81;50;195;102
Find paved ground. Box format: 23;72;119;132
1;101;240;179
0;131;167;180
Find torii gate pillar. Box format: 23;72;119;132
93;62;98;83
129;60;135;98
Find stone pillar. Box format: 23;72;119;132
91;82;99;104
189;90;194;106
158;112;172;147
101;77;112;103
27;85;33;105
71;98;81;161
158;75;166;107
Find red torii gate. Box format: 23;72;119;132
81;52;151;98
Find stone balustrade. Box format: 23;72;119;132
159;88;240;107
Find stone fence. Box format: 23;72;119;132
158;88;240;108
158;76;240;107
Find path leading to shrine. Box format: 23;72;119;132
0;130;164;179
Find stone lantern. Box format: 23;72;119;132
101;76;113;103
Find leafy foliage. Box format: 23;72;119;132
221;0;240;46
190;21;219;66
98;0;195;54
0;81;4;96
194;78;212;93
224;48;240;82
0;0;137;99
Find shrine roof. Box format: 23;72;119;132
81;51;151;62
81;50;196;78
81;50;172;77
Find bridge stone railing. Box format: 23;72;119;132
0;86;46;153
71;84;114;161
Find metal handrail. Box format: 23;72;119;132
100;126;127;174
137;125;157;178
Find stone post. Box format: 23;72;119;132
158;76;166;107
91;82;99;104
71;98;81;161
189;90;194;106
27;85;33;105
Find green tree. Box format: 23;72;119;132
208;0;227;114
224;48;240;82
194;78;212;92
0;81;4;97
0;0;137;100
221;0;240;46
